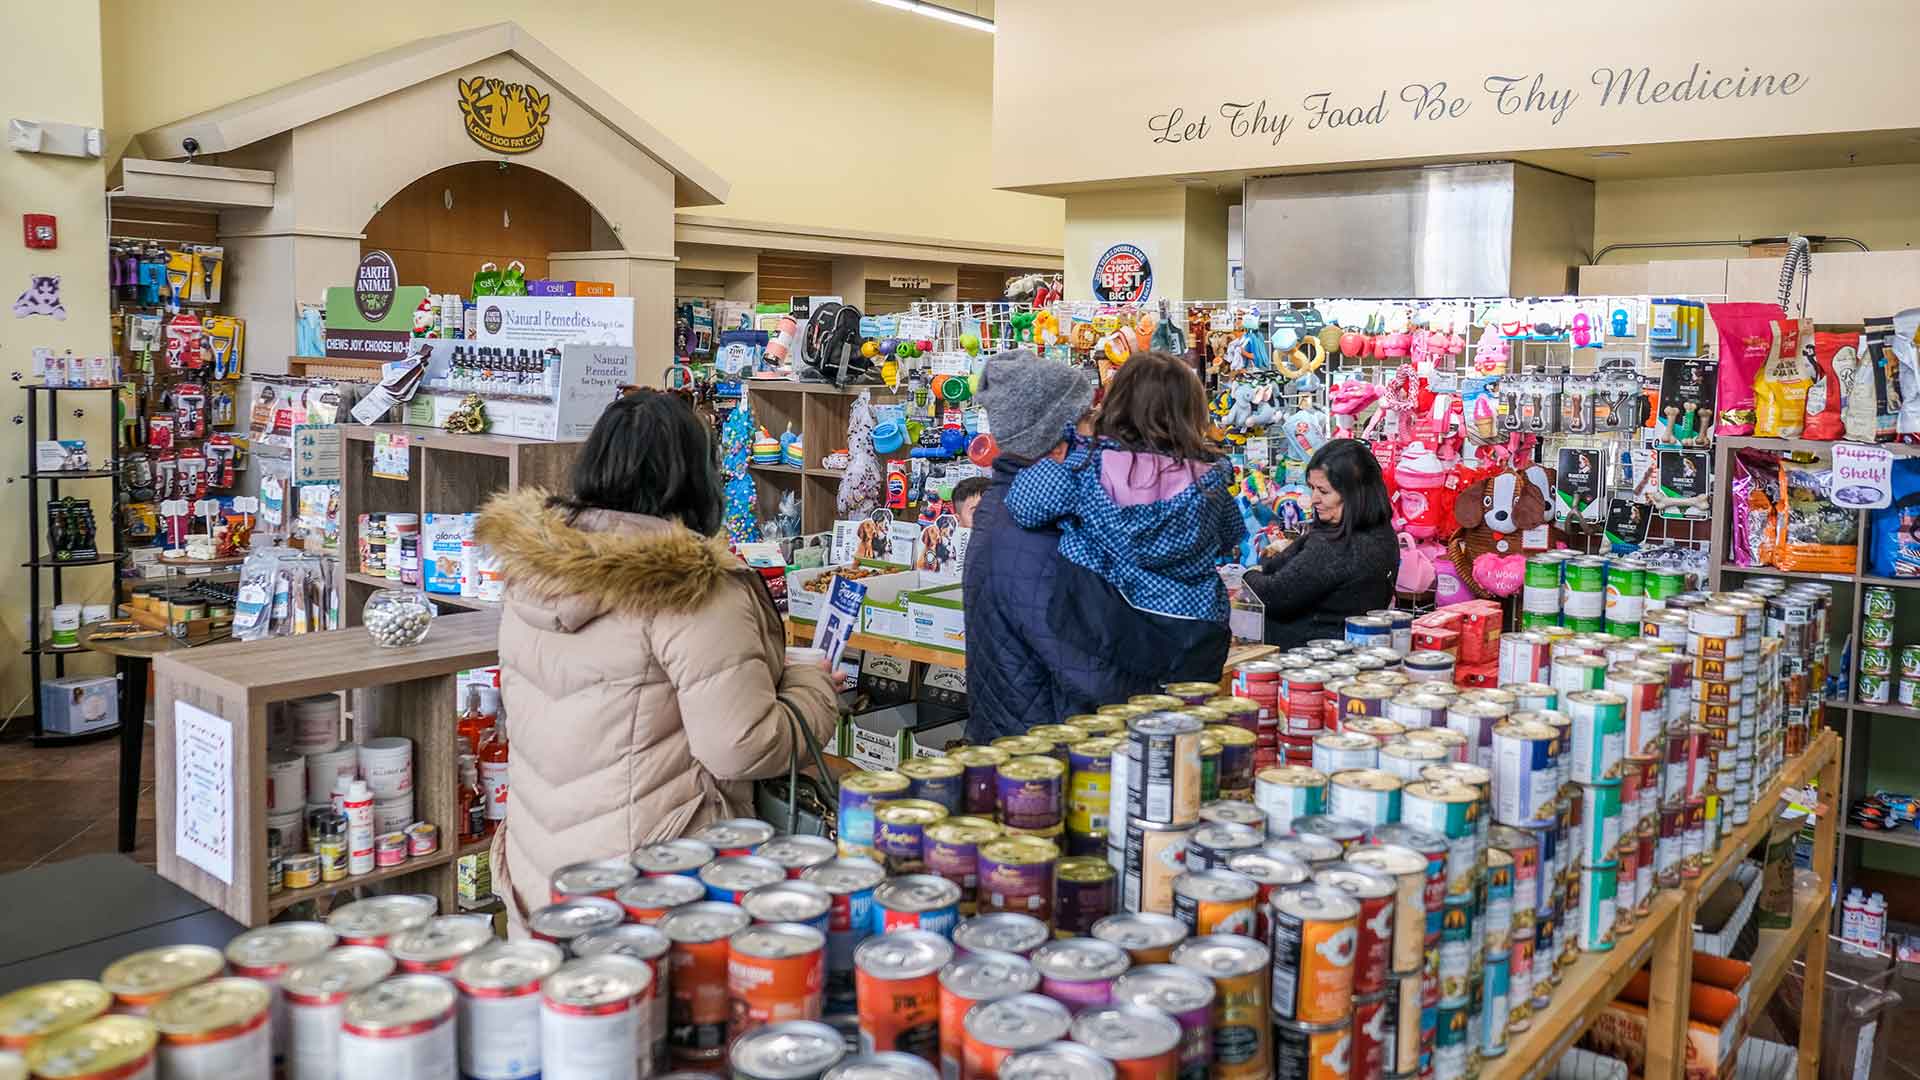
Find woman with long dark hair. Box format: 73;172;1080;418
1242;438;1400;648
474;389;838;931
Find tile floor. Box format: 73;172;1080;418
0;727;156;874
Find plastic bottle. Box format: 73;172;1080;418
1864;892;1889;956
1842;887;1867;955
343;780;375;877
456;686;493;757
458;755;486;845
480;731;510;829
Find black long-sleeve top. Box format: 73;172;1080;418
1241;519;1400;649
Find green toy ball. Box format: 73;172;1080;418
960;332;980;356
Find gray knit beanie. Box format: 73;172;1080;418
975;349;1094;462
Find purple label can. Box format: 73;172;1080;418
873;799;949;875
1032;938;1130;1013
925;817;1001;917
952;746;1009;818
998;755;1066;832
900;756;965;815
979;836;1060;925
1112;964;1216;1080
1053;855;1117;937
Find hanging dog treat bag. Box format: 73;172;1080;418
1707;302;1791;436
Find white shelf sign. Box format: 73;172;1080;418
175;700;234;884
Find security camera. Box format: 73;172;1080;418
181;137;200;160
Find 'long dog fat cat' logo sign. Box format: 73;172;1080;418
458;76;551;154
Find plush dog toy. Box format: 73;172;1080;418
1447;462;1553;598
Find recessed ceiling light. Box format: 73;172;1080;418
1585;150;1632;159
866;0;994;32
1171;176;1211;186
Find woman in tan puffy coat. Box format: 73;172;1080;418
474;390;839;929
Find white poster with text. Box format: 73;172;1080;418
175;701;234;884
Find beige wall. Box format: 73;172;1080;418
101;0;1063;250
1594;163;1920;262
0;2;116;707
1063;185;1233;302
994;0;1920;192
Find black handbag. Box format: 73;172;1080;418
753;699;839;838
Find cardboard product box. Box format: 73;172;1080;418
920;664;967;711
1455;660;1500;688
40;675;117;736
572;281;616;298
457;850;493;905
526;280;576;297
857;652;914;710
859;571;941;642
1412;625;1459;654
1609;972;1742;1080
907;584;966;654
839;703;966;772
785;563;912;625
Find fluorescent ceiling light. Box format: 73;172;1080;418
1586;150;1632;158
867;0;995;32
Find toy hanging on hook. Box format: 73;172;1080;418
1233;312;1271;371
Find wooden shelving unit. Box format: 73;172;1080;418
152;609;502;926
336;425;582;626
1484;730;1840;1080
745;381;904;535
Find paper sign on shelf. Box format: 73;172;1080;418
174;701;233;884
371;432;411;480
294;425;341;483
810;576;868;672
1831;442;1893;510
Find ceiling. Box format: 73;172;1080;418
923;0;994;15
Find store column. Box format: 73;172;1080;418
1063;184;1230;303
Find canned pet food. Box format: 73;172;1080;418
742;880;835;934
282;946;394;1080
1071;1006;1182;1080
1491;721;1559;829
100;945;226;1015
1271;1016;1350;1080
660;901;750;1063
1203;726;1258;796
1310;732;1379;775
1550;654;1607;696
339;975;456;1078
728;922;826;1041
1578;864;1619;952
1067;738;1119;851
689;817;775;857
549;858;639;903
1397;783;1479;897
1109;964;1213;1080
1403;726;1469;764
529;897;627;953
1378;739;1448;782
0;980;111;1052
540;955;651;1080
731;1020;846;1080
855;929;950;1061
1123;822;1194;915
841;772;912;858
1128;714;1205;827
938;952;1040;1080
1327;769;1403;827
1172;870;1259;938
700;856;787;906
1055;856;1118;937
1255;766;1328;836
633;837;717;878
759;834;840;879
1311;864;1394;998
569;926;672;1071
875;800;951;874
874;875;963;937
899;758;966;816
1384;691;1449;731
1445;701;1508;768
23;1017;157;1080
1268;884;1360;1024
387;915;493;976
1186;820;1265;872
1091;912;1191;966
449;940;567;1080
1030;937;1131;1013
952;912;1051;959
960;993;1071;1079
1289;814;1368;853
1345;844;1428;976
977;838;1058;925
1000;756;1067;833
151;978;271;1079
1171;934;1270;1080
952;747;1010;818
925;818;1002;914
615;874;706;924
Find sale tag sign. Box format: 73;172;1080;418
1831;442;1893;509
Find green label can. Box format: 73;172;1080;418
1524;554;1563;590
1519;610;1561;631
1577;781;1622;866
1865;586;1897;620
1864;618;1896;648
1603;620;1640;639
1577;863;1618;952
1645;568;1686;602
1565;616;1605;634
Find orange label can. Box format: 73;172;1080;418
725;923;824;1044
853;929;950;1063
1269;884;1360;1025
659;901;750;1064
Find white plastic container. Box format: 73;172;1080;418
305;745;358;807
266;807;308;855
268;752;307;814
360;737;415;799
375;793;416;836
288;694;342;754
49;604;81;648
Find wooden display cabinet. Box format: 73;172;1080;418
744;382;905;535
337;425;582;625
152;609;501;926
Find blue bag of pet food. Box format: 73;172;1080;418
1868;458;1920;577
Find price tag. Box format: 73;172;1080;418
1831;442;1893;509
232;497;259;514
160;498;189;518
193;499;221;519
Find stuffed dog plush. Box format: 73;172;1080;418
1447;462;1553;598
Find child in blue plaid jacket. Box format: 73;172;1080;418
1004;351;1245;621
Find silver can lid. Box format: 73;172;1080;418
873;874;961;913
742;881;834;925
325;894;436;939
1029;939;1129;982
730;922;826;960
1069;1005;1181;1059
658;901;751;945
728;1021;846;1080
1171;933;1269;978
689;818;776;850
1366;821;1447;854
551;858;638;897
1225;849;1311;887
281;946;394;1000
543;955;652;1008
631;838;716;874
853;929;952;981
960;993;1072;1050
224;921;335;971
343;975;454;1032
937;950;1040;1001
997;1042;1117;1080
1173;869;1258;903
698;855;785;893
1111;963;1216;1015
1347;843;1430;879
952;912;1051;957
801;857;887;895
1264;834;1344;866
570;924;670;964
1197;801;1267;828
613;874;706;912
821;1052;941;1080
453;940;565;992
1089;912;1188;952
758;834;839;872
387;915;495;967
528;897;625;942
1274;882;1363;922
1189;821;1264;851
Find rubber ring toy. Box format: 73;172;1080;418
872;420;905;454
941;376;971;403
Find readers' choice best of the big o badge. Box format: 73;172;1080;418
1092;244;1154;304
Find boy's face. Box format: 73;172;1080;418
955;493;983;529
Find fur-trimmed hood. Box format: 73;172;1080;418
475;488;743;632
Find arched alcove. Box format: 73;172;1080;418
361;161;620;295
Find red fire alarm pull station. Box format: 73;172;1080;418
23;214;56;249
